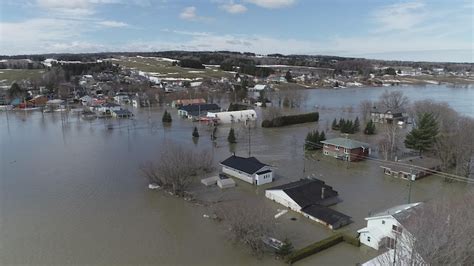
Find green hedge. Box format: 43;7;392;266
285;234;343;264
342;234;360;247
262;112;319;128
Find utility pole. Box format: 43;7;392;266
407;168;413;204
303;144;306;177
247;119;251;157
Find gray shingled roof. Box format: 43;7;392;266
220;155;268;175
321;137;370;149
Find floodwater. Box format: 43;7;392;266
0;84;473;265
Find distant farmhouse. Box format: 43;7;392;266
220;155;273;186
266;178;351;229
370;106;408;124
321;137;370;162
171;98;206;108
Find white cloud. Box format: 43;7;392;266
179;6;198;20
179;6;211;21
220;3;247;14
372;1;427;32
246;0;295;9
97;20;129;27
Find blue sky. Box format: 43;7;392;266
0;0;472;62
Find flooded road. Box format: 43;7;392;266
1;84;472;265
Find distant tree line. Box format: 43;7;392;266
177;58;205;69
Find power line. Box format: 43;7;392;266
304;140;474;184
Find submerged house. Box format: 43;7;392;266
178;103;221;119
370;106;408;124
266;178;351;229
321;137;370;162
206;109;257;124
381;156;441;181
220;155;273;186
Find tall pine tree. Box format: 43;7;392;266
227;128;237;143
405;113;439;154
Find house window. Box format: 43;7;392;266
367;236;371;242
387;237;397;249
335;146;340;151
392;225;403;233
324;151;329;155
344;148;348;154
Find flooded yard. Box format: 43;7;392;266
1;84;472;265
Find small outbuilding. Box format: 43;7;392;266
201;176;219;186
381;156;441;180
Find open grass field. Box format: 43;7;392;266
108;56;233;80
0;69;45;86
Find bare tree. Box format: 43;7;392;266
213;200;276;257
359;100;373;122
412;100;474;177
376;191;474;265
378;124;402;161
140;144;213;196
379;90;409;110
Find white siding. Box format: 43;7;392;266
222;167;254;184
255;171;273;185
265;190;301;211
359;216;401;250
207;110;257;124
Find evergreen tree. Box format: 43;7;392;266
161;110;172;123
354;117;360;132
211;126;217;141
319;131;326;142
364;120;376;135
227;128;237;143
192;126;199;138
405;113;439;154
331;118;339;130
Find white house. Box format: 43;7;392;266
207;109;257;124
220;155;273;185
358;202;422;250
265;178;351;229
114;93;130;104
97;103;121;115
358;202;425;265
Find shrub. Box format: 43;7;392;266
227;128;237;143
192;126;199;138
261;112;319;128
285;234;343;264
162;110;172;123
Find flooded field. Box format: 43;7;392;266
1;85;472;265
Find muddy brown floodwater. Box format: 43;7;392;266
1;85;472;265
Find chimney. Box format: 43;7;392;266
321;187;325;199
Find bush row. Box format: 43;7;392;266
285;234;343;264
262;112;319;128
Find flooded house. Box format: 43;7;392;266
265;178;352;229
206;109;257;124
370;106;408;124
358;202;425;265
97;102;121;116
220;155;273;185
111;109;133;118
380;156;441;181
178;103;221;119
321;137;370;162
